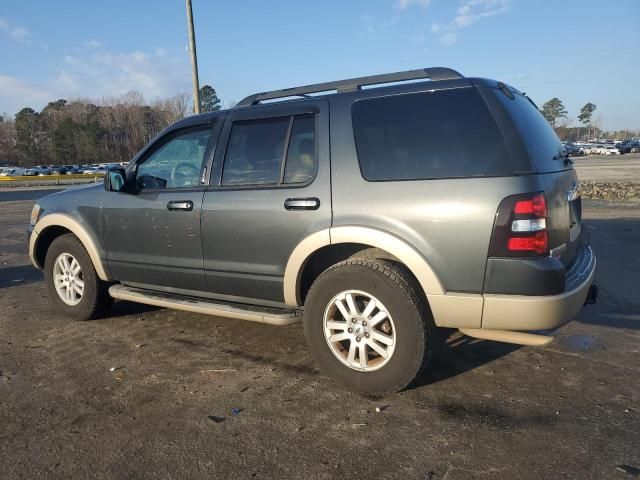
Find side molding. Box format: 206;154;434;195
30;213;110;281
283;226;446;306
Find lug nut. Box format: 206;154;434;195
351;318;356;323
356;336;361;342
348;328;353;333
365;332;370;338
362;321;367;326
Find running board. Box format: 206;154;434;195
109;285;302;326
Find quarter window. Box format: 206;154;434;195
284;115;316;184
137;127;211;190
222;114;316;186
352;88;512;181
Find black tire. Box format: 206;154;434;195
44;233;112;320
303;258;434;396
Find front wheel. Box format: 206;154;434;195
44;233;112;320
303;258;434;395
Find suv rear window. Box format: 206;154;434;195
352;88;512;181
495;90;567;173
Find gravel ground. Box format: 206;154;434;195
0;195;639;480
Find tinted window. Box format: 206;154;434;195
496;91;566;173
137;127;211;190
352;88;512;181
284;115;316;184
222;117;289;185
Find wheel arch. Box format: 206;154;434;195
283;226;445;307
30;213;110;281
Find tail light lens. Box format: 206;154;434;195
489;192;549;257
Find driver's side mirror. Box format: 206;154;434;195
104;166;127;192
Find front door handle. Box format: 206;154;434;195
167;200;194;211
284;197;320;211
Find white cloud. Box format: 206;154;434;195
0;75;53;113
359;13;401;39
431;0;510;45
84;40;103;48
438;32;458;45
0;16;31;43
394;0;431;10
0;44;190;115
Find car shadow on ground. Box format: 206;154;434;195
409;329;520;390
0;264;43;288
101;299;160;319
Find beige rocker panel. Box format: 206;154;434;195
29;213;110;281
284;225;448;302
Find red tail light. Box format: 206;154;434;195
507;231;548;255
514;194;547;217
489;192;549;257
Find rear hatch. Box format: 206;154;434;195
495;87;582;267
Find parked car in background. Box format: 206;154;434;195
30;165;52;176
0;168;19;176
603;146;620;155
82;167;98;174
52;166;68;175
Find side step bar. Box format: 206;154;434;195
109;285;302;326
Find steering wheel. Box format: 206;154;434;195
170;162;200;187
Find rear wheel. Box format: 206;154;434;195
303;258;434;395
44;234;112;320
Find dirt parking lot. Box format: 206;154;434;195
0;191;639;480
572;153;640;183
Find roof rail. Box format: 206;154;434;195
235;67;464;107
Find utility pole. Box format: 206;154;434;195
185;0;200;114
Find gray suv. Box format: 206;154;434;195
28;68;597;395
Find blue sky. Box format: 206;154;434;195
1;0;639;130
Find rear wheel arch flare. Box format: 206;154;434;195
284;226;445;306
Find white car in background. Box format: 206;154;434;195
603;145;620;155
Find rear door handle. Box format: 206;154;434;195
284;197;320;211
167;200;194;211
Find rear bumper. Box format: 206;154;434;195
481;244;596;331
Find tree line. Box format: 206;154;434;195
540;98;638;142
0;85;221;167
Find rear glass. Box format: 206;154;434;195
495;90;567;173
352;88;512;181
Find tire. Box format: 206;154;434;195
303;258;434;396
44;233;112;320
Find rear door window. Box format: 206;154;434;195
222;117;290;185
222;114;316;186
352;87;512;181
495;90;567;173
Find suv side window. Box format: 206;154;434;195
221;114;316;186
136;127;212;190
352;88;512;181
284;115;316;184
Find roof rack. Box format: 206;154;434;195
235;67;464;108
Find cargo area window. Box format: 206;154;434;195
352;88;512;181
222;114;315;186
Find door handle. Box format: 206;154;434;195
284;197;320;211
167;200;194;211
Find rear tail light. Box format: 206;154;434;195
489;192;549;257
513;194;547;217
